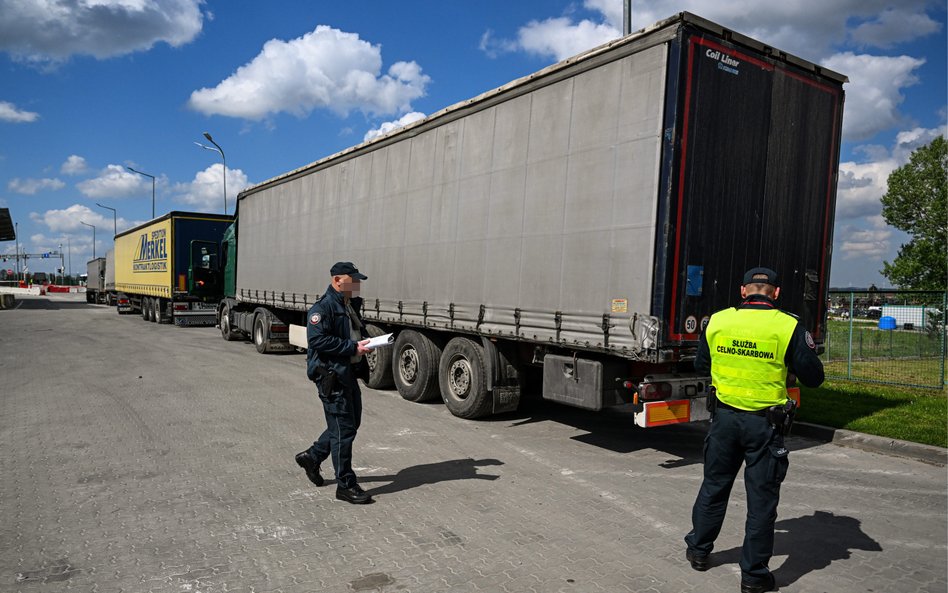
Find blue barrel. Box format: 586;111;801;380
878;316;896;330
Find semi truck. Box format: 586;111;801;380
113;211;232;325
85;257;107;303
217;12;846;426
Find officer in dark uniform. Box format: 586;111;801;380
295;262;373;504
684;267;824;593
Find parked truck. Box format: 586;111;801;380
217;13;846;426
85;257;107;303
114;211;232;325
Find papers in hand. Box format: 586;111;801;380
365;333;395;350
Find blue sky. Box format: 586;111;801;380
0;0;945;288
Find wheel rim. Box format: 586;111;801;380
448;356;472;400
366;349;378;372
398;346;419;384
221;313;230;334
255;323;264;345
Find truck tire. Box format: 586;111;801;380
439;337;491;419
393;330;442;402
220;305;241;341
253;313;270;354
364;324;394;389
141;297;151;321
154;298;166;323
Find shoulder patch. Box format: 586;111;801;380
804;330;816;349
310;313;321;325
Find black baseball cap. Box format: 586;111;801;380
743;267;778;287
330;261;367;280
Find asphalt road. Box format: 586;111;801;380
1;293;945;593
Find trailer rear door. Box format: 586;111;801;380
658;27;844;345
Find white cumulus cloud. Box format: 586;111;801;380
823;52;925;141
0;100;39;123
77;164;156;199
187;25;430;121
61;155;88;175
364;112;426;142
173;164;249;213
30;204;109;232
0;0;205;63
8;177;65;194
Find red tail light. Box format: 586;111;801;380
639;382;673;401
174;304;188;311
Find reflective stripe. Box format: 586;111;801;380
707;307;796;410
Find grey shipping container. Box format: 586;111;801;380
220;12;846;425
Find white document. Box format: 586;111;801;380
364;333;395;350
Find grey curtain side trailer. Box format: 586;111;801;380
222;12;846;424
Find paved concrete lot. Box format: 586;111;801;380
1;293;945;593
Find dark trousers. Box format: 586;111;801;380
307;375;363;489
685;408;789;583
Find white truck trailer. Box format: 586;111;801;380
218;13;846;425
85;257;107;304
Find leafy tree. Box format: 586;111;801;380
881;136;947;290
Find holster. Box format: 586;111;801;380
706;386;718;418
766;398;798;436
316;366;338;395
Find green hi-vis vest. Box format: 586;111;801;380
706;307;798;410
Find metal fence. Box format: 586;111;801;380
821;290;947;389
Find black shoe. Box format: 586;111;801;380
295;451;324;486
336;485;373;504
686;549;709;571
740;573;776;593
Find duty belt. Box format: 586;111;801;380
716;400;769;417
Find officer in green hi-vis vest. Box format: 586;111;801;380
684;267;824;593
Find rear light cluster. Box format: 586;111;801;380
639;381;673;401
173;304;188;311
270;324;288;333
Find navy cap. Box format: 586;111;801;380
330;261;367;280
743;267;778;287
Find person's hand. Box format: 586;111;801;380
356;339;372;355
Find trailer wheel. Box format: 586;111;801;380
253;313;270;354
153;298;166;323
364;324;394;389
439;337;491;419
393;330;442;402
220;305;241;341
141;297;151;321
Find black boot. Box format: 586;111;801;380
740;573;776;593
336;483;373;504
295;451;324;486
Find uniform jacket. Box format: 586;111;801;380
694;294;824;394
305;284;367;386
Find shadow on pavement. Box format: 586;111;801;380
361;458;503;497
712;510;882;586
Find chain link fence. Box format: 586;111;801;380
821;290;947;389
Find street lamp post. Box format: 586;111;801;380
195;132;227;214
96;203;117;237
126;166;156;219
14;222;19;281
80;221;96;259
